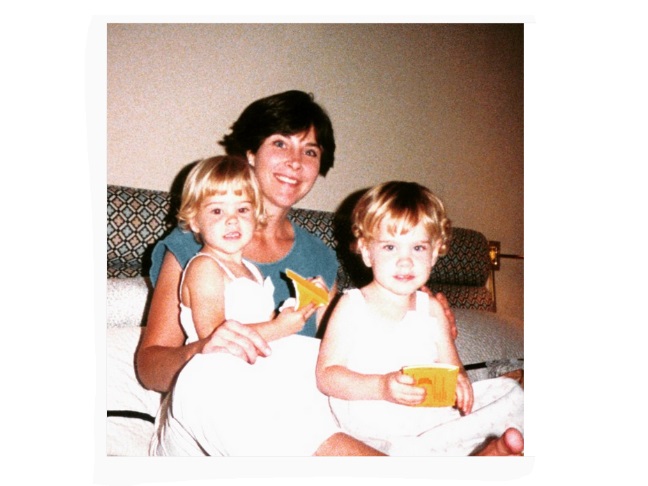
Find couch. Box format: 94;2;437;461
106;184;524;456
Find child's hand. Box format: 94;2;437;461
455;371;474;414
273;302;317;335
381;371;426;406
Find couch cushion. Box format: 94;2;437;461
108;185;495;310
427;283;494;312
453;308;523;381
430;228;491;286
107;185;172;278
288;207;337;247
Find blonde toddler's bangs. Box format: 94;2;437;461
177;155;266;231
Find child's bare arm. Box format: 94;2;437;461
188;256;321;342
248;273;330;341
248;303;317;342
183;256;228;340
316;294;424;404
315;294;376;399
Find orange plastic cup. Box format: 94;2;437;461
286;269;329;310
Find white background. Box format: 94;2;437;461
3;1;645;485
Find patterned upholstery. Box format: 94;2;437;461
107;185;172;278
288;207;337;248
427;284;494;311
107;185;494;310
430;227;491;286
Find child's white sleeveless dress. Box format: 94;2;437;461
178;252;275;343
150;252;288;455
330;288;524;456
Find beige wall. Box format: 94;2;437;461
107;23;524;320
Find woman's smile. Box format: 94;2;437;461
274;172;300;186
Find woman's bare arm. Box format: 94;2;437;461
136;252;195;392
419;286;458;339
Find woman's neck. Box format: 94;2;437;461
261;206;292;236
244;206;295;263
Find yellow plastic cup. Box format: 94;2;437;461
286;269;329;310
402;364;459;407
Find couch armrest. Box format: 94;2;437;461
107;276;153;328
453;308;523;382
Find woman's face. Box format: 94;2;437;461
247;125;321;212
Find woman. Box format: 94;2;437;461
136;90;522;456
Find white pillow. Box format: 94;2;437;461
107;326;162;418
106;277;152;328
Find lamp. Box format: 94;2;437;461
488;240;524;312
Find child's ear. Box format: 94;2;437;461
430;240;442;266
358;238;372;268
188;219;200;235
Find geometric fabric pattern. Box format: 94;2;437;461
107;185;172;278
427;283;494;311
429;227;491;286
107;185;494;311
288;207;337;248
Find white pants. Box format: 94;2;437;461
150;335;340;456
378;377;524;456
150;334;523;457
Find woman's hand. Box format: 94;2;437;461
381;371;426;406
454;371;474;414
420;287;458;340
201;319;272;364
434;292;458;340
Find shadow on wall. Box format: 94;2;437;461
166;160;200;227
332;187;373;289
140;160;199;276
